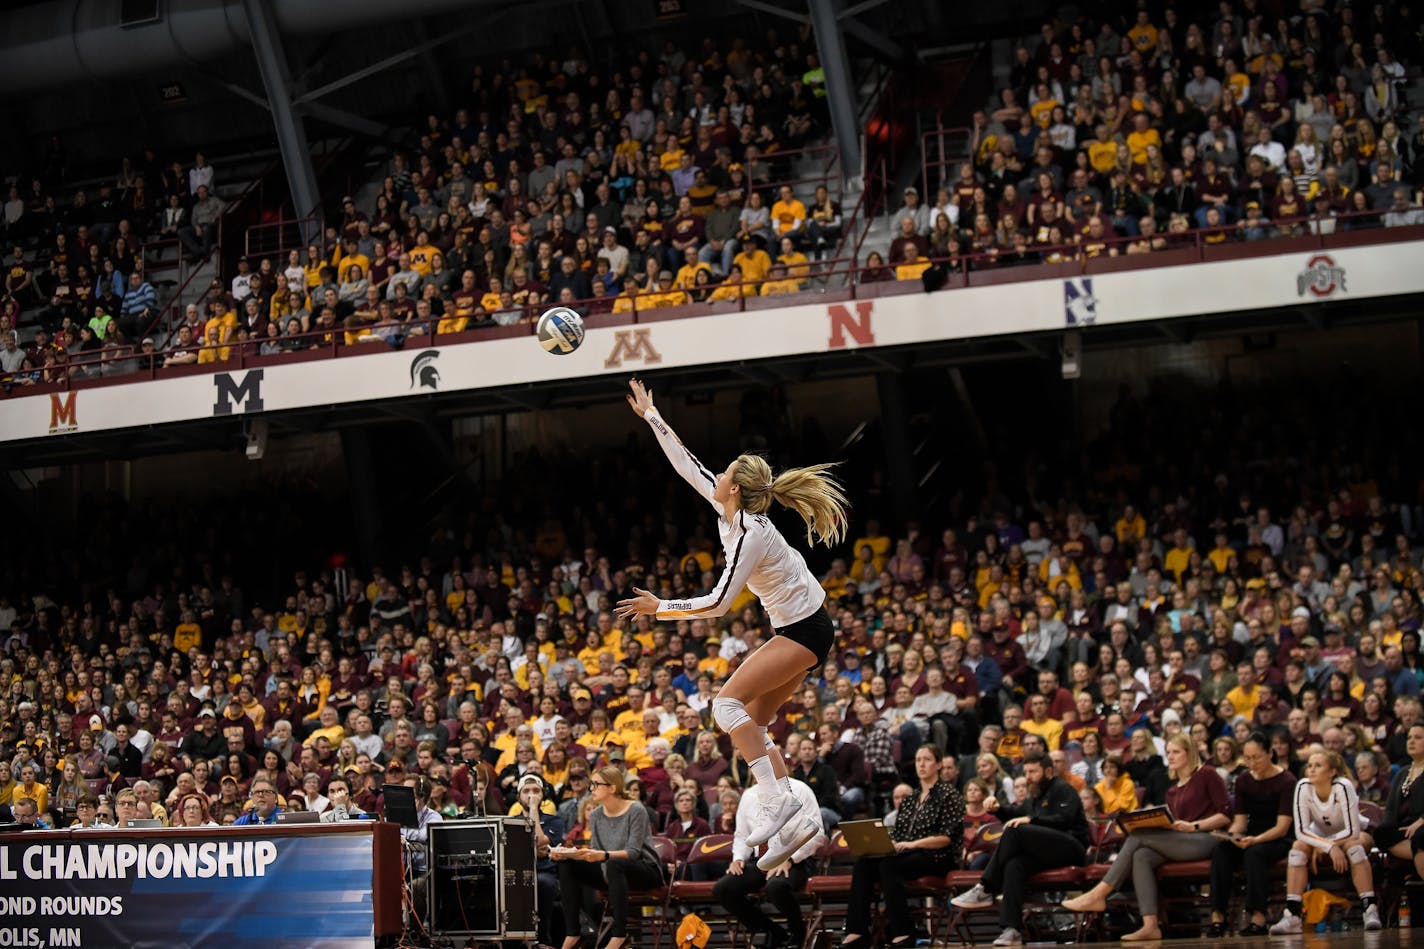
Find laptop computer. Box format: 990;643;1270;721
383;783;419;829
275;810;321;824
838;819;897;858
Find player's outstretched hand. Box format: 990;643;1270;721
615;587;660;620
626;378;654;419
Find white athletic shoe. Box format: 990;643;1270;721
1268;911;1302;935
991;928;1022;946
951;884;995;910
1363;905;1382;931
746;793;802;848
757;814;820;872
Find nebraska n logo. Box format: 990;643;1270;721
827;301;875;349
48;392;78;433
605;329;662;369
213;369;265;416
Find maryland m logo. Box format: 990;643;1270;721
827;301;875;349
213;370;265;416
48;392;78;433
604;329;662;369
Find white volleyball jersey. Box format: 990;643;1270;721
1293;776;1365;852
644;408;827;629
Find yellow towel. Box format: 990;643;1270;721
1301;887;1351;926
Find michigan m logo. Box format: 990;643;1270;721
604;329;662;369
213;370;265;416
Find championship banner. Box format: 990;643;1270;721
0;829;381;948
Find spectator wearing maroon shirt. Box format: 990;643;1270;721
1064;735;1230;939
985;622;1029;691
1026;665;1066;708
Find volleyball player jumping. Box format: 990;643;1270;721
616;378;848;869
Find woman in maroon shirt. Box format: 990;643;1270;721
1063;733;1231;940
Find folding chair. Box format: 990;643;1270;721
668;835;747;948
804;831;854;949
1154;856;1214;936
1072;819;1125;941
599;836;677;949
944;823;1004;945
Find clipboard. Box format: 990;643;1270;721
1115;804;1174;834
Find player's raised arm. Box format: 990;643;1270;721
627;377;724;514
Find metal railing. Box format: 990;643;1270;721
246;214;324;260
920;126;973;199
833;157;890;272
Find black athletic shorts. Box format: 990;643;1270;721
775;605;836;670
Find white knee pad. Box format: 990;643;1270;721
712;695;752;734
762;729;777;752
1288;849;1309;867
1348;845;1369;866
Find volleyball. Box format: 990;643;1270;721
536;306;585;355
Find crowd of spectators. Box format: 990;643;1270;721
281;34;839;345
1;371;1422;906
2;30;845;386
882;1;1424;276
0;148;223;385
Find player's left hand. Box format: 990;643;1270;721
615;587;660;620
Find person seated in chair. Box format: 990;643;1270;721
951;749;1090;947
714;775;824;949
1205;732;1294;936
1061;734;1231;940
516;773;566;947
1372;723;1424;892
551;766;665;949
1269;750;1382;933
842;745;963;948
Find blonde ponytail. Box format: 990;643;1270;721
732;454;849;548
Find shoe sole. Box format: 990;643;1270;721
757;822;820;872
951;900;995;910
746;801;801;848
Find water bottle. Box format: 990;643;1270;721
1402;899;1413;929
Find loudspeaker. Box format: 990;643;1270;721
1060;329;1082;380
244;419;268;461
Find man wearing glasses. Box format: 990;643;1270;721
234;779;283;825
11;797;48;830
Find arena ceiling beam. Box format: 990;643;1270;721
240;0;322;246
809;0;865;184
297;101;389;139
